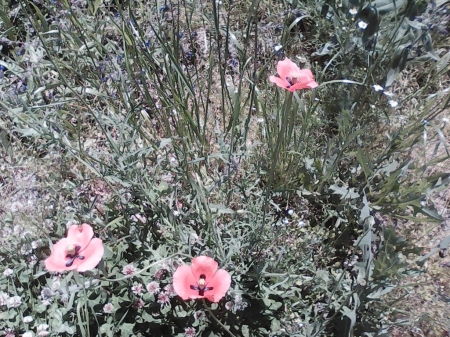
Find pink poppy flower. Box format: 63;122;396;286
44;224;104;272
172;256;231;302
269;58;318;92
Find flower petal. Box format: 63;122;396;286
269;76;289;89
205;269;231;302
276;58;301;80
190;256;218;280
74;238;104;272
290;69;319;90
66;223;94;247
44;238;76;272
173;265;199;300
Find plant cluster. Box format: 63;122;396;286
0;0;449;336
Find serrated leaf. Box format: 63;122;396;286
329;184;359;199
312;41;336;56
341;305;356;337
158;138;172;148
437;51;450;74
209;204;235;214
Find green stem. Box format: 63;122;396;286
95;253;192;282
265;91;293;194
202;299;237;337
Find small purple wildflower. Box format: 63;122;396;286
146;281;160;294
185;327;196;337
157;292;170;307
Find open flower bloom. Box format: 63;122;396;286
45;223;104;272
269;58;318;92
172;256;231;302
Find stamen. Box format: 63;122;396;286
64;245;84;267
190;274;213;296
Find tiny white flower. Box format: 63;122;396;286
52;280;61;290
23;332;34;337
373;84;383;92
0;292;9;306
10;201;23;212
32;239;43;249
5;329;14;337
36;324;49;332
41;299;52;306
66;219;78;228
274;45;282;52
297;220;306;227
225;301;233;310
189;233;200;245
13;225;24;234
103;303;115;314
3;268;13;277
357;21;368;29
23;316;33;323
7;295;22;308
442;117;449;123
383;91;394;97
388;100;398;108
349;8;358;15
38;332;49;337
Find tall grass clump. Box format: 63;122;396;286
0;0;449;336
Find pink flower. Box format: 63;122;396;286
172;256;231;303
44;224;104;272
269;58;318;92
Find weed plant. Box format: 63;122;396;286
0;0;449;336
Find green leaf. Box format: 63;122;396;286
341;305;356;336
271;318;281;332
120;323;134;337
329;184;359;200
386;47;409;87
209;204;235;214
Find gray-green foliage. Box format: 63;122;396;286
0;0;449;336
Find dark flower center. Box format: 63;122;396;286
190;273;214;296
286;76;298;88
65;245;85;267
